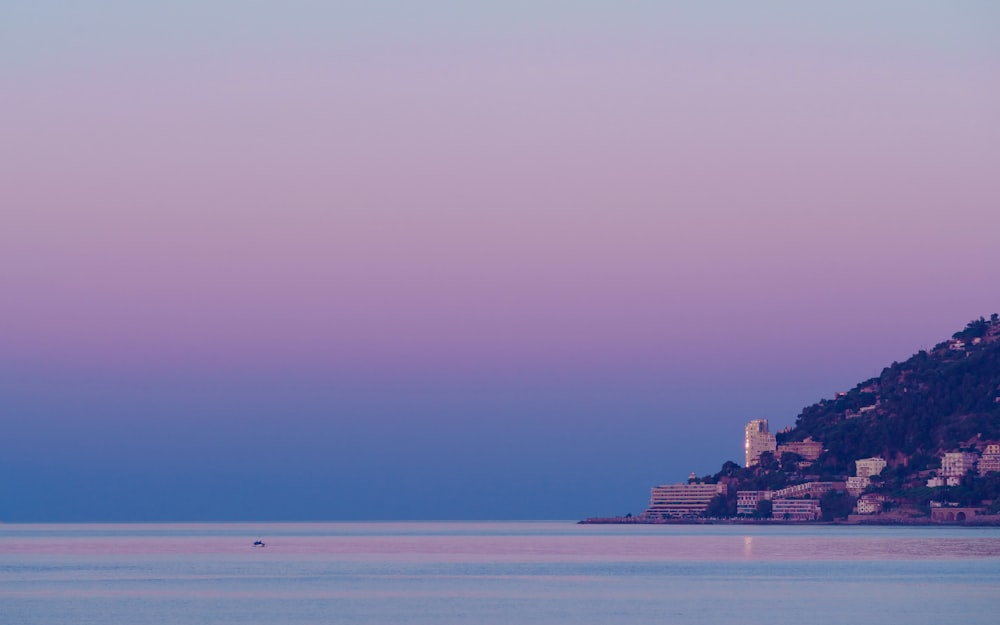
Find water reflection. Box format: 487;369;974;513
3;523;1000;561
2;524;1000;625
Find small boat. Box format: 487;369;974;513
253;538;266;548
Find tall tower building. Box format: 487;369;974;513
745;419;776;467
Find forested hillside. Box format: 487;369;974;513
785;314;1000;473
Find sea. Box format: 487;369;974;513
2;521;999;625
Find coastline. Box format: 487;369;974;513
578;516;1000;527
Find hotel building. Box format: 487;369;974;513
644;482;728;519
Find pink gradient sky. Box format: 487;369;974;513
1;2;999;520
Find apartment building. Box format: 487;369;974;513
745;419;777;467
846;476;870;497
736;490;770;516
771;498;822;521
771;482;843;500
941;451;978;477
978;444;1000;476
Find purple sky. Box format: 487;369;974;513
2;2;999;521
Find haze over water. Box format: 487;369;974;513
3;522;1000;625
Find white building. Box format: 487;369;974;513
846;476;871;497
855;457;887;478
771;498;822;521
745;419;777;467
771;482;842;500
978;444;1000;476
941;451;978;478
736;490;771;516
856;494;886;515
926;476;960;487
775;439;824;462
644;483;727;518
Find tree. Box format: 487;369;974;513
754;500;772;519
820;491;855;521
780;452;803;473
758;452;780;472
954;317;989;340
704;494;733;518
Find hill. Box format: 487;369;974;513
787;313;1000;471
699;314;1000;521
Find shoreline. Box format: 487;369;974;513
578;516;1000;527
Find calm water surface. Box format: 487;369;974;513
2;522;999;624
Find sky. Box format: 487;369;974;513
2;1;999;521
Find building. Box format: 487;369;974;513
775;438;824;462
644;482;727;518
771;481;843;500
926;476;961;487
745;419;777;467
856;494;887;515
736;490;771;516
771;498;822;521
941;451;978;477
978;444;1000;476
846;476;871;497
737;484;841;519
930;506;981;522
855;457;887;478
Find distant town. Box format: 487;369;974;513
583;315;1000;525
